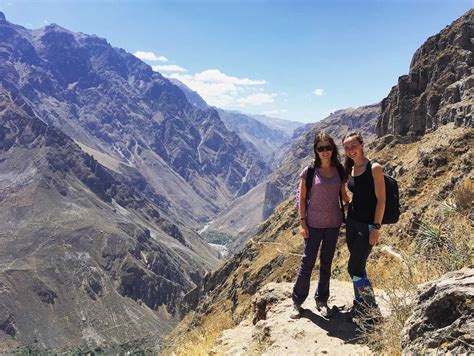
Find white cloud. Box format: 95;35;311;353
194;69;265;85
134;51;168;62
238;93;276;106
313;88;325;96
152;65;187;72
167;69;270;108
262;109;287;116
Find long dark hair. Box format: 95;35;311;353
342;132;364;181
313;132;340;168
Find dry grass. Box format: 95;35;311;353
359;179;473;354
167;312;233;356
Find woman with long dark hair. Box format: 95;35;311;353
290;132;350;319
342;132;385;323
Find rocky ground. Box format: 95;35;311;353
210;280;389;355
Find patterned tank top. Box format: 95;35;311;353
300;166;342;228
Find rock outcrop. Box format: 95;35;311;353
377;9;473;137
210;281;388;355
401;268;474;355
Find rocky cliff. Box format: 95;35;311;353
401;268;473;355
377;9;473;137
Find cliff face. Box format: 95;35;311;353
377;9;473;137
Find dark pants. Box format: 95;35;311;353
292;226;340;305
346;216;376;306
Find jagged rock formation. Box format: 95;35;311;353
0;86;219;351
377;9;473;137
401;268;474;355
0;12;269;226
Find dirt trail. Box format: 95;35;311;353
211;279;389;355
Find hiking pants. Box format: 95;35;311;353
292;226;340;305
346;217;373;278
346;216;377;306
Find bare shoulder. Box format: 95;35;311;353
371;162;384;175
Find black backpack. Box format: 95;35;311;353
298;162;346;223
369;161;400;224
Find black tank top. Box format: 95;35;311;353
347;161;377;224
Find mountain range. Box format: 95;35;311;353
0;7;472;354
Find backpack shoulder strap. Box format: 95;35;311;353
335;163;346;223
336;163;345;183
305;161;315;193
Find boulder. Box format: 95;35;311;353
401;268;474;354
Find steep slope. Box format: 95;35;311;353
0;87;219;352
0;12;269;226
252;114;305;137
217;109;292;166
377;9;473;136
168;78;209;110
166;78;299;166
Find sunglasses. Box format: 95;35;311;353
315;145;334;152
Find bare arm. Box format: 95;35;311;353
372;163;386;225
299;177;307;219
340;182;351;204
298;177;309;239
369;163;386;245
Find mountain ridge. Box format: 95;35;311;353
0;12;269;227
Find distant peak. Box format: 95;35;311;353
0;11;6;22
44;23;68;32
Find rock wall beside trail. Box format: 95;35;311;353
401;268;474;355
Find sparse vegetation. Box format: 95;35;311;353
168;312;234;356
360;179;473;354
201;229;238;245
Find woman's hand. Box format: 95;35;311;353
369;228;380;245
300;221;309;239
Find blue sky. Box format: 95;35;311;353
0;0;471;123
